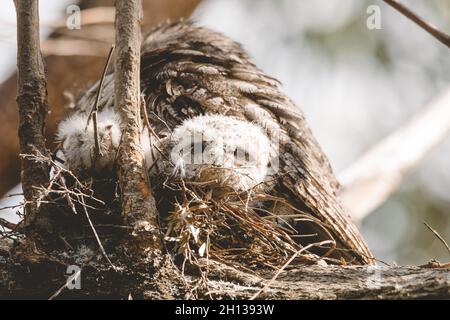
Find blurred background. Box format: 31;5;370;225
1;0;449;265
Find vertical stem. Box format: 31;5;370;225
114;0;161;249
14;0;50;229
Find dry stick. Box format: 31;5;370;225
4;193;23;198
48;268;81;300
78;195;117;270
250;240;334;300
140;98;171;166
0;204;23;212
383;0;450;48
48;253;97;300
339;87;450;223
424;222;450;255
0;218;17;231
14;0;51;229
141;98;162;143
87;44;116;160
114;0;161;244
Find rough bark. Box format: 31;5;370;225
114;0;162;250
14;0;51;229
0;238;448;299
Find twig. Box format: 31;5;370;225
48;268;81;300
140;97;173;167
383;0;450;48
4;193;23;198
87;44;115;123
87;44;115;161
0;204;24;212
48;252;97;300
151;110;172;133
424;222;450;255
78;194;117;270
0;218;17;230
141;97;162;143
250;240;334;300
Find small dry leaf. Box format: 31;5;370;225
198;243;207;257
189;225;200;243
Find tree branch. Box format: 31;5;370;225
14;0;51;229
424;222;450;255
0;238;448;299
383;0;450;48
340;86;450;222
114;0;161;249
206;264;450;299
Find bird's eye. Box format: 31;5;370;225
75;134;85;146
234;148;251;162
189;142;208;153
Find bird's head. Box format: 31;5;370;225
160;114;277;193
56;109;122;176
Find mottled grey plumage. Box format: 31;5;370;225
63;20;374;265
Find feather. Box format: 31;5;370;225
62;20;374;265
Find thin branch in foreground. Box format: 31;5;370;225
48;252;97;300
0;218;17;231
78;195;117;270
48;268;81;300
383;0;450;48
87;44;115;161
424;222;450;255
14;0;51;229
114;0;162;250
0;204;23;212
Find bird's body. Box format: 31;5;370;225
57;20;374;265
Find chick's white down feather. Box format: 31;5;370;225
165;114;277;191
57;109;123;174
58;108;154;175
57;109;276;192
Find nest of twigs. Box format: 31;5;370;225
2;152;337;281
155;178;325;273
